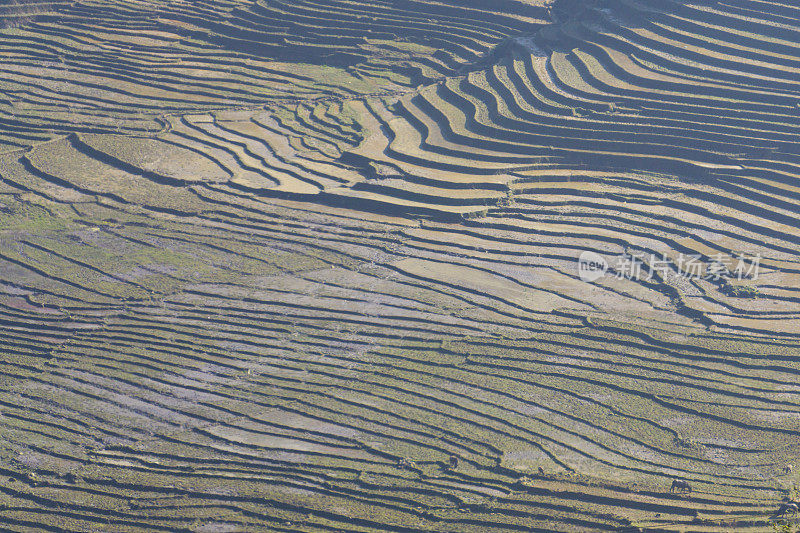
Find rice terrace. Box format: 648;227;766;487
1;0;800;531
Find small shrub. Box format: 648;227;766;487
772;519;800;533
721;281;760;299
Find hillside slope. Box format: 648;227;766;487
1;0;800;531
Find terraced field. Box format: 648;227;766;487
2;0;800;531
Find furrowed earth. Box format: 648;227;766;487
1;0;800;531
